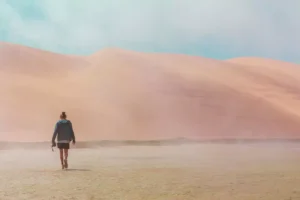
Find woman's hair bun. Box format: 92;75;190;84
61;112;67;119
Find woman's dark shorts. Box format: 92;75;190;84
57;143;70;149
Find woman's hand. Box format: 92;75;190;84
52;142;56;147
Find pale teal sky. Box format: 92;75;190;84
0;0;299;63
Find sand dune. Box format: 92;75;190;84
1;42;300;142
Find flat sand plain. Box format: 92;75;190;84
0;143;300;200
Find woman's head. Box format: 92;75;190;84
60;112;67;119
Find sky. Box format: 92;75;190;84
0;0;299;63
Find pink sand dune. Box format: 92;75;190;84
1;42;300;142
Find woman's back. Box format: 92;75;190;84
55;119;75;143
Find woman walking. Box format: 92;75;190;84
52;112;76;169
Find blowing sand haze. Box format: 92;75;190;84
1;0;300;199
1;144;300;200
1;42;300;141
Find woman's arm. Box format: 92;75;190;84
69;121;76;144
51;123;58;145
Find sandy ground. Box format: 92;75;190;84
0;144;300;200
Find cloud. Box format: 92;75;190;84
0;0;299;61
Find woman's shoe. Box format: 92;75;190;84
64;159;68;169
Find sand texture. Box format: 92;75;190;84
0;144;300;200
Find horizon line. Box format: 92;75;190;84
1;40;298;65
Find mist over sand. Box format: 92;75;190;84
1;42;300;199
1;42;300;142
1;144;300;199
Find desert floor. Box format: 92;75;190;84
0;143;300;200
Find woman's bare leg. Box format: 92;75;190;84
59;149;64;169
63;149;69;169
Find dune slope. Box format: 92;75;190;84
1;42;300;142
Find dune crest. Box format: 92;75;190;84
1;42;300;142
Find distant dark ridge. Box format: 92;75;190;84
1;138;300;150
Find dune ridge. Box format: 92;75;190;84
1;41;300;142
